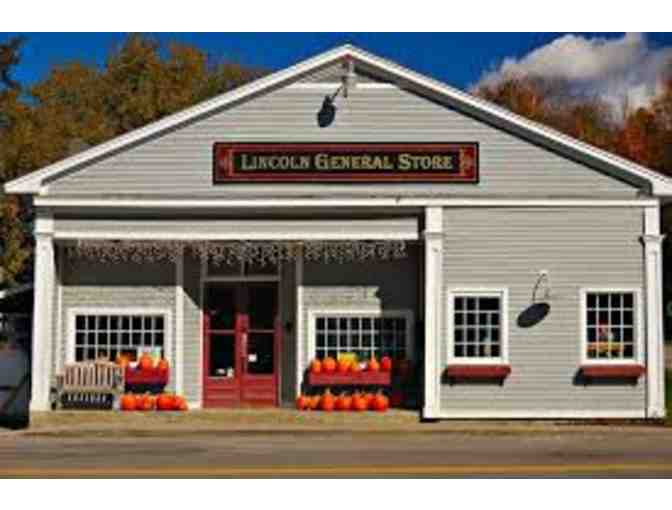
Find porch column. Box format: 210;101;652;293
643;204;666;418
30;213;55;411
423;207;443;418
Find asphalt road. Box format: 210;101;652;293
2;429;672;477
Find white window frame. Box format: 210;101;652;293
579;287;644;366
446;288;510;365
306;307;415;363
66;307;173;365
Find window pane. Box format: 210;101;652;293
451;295;502;359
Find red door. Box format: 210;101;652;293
203;283;280;407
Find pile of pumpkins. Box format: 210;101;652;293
297;389;389;412
310;355;393;374
119;393;188;412
116;352;169;372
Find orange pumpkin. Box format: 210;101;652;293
134;394;143;409
177;400;189;412
322;357;337;374
308;395;321;411
352;392;368;412
173;395;187;411
120;393;136;411
116;354;130;369
320;389;336;412
380;356;393;372
367;357;381;372
335;393;352;411
157;358;170;373
364;392;375;410
372;391;389;412
350;361;361;373
157;393;175;411
139;394;156;411
337;359;350;374
296;394;309;411
138;353;153;371
310;359;322;374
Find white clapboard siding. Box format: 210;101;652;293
439;206;646;414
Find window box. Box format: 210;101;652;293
445;364;511;379
307;371;391;386
580;364;645;379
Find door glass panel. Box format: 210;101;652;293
207;285;236;330
248;285;276;330
247;333;274;374
209;334;236;378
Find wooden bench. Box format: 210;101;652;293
55;362;124;410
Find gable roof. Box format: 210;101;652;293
5;44;672;196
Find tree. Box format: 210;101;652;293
0;34;266;285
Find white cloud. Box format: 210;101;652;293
474;33;672;116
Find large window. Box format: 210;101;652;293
582;290;641;363
309;310;413;361
69;309;169;363
448;289;509;363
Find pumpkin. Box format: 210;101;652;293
380;356;393;372
367;357;381;373
363;392;375;410
320;389;336;412
139;394;156;411
134;394;143;409
116;354;130;369
349;361;361;373
322;357;337;374
337;359;350;374
310;359;322;374
372;391;389;412
157;393;175;411
120;393;136;411
296;394;310;411
335;392;352;411
157;358;170;373
352;392;368;412
138;353;153;371
173;395;187;411
308;395;321;411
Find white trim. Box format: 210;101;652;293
35;197;660;209
305;307;415;364
423;207;443;417
295;249;304;395
422;408;647;419
446;288;510;365
287;82;395;90
578;287;644;366
30;231;54;411
65;307;173;366
198;256;206;403
174;248;184;395
7;44;672;196
56;245;64;376
642;204;666;418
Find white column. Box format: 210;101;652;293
30;214;55;411
174;246;184;395
643;204;666;418
423;207;443;419
295;245;304;396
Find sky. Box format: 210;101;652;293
3;32;672;112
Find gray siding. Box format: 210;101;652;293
47;86;637;198
439;207;646;414
300;245;420;389
59;258;177;391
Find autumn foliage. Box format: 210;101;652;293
0;35;266;284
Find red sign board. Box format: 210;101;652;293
213;143;479;183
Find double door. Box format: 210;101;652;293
203;282;279;407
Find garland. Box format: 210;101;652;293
66;240;408;265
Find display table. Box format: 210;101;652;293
307;371;391;387
124;367;169;393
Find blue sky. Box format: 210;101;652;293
3;32;672;92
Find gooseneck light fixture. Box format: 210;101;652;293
316;57;356;128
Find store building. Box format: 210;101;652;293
5;44;671;418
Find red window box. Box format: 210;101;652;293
445;364;512;379
125;366;169;386
307;371;391;386
580;364;645;378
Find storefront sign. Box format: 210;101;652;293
213;143;479;183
